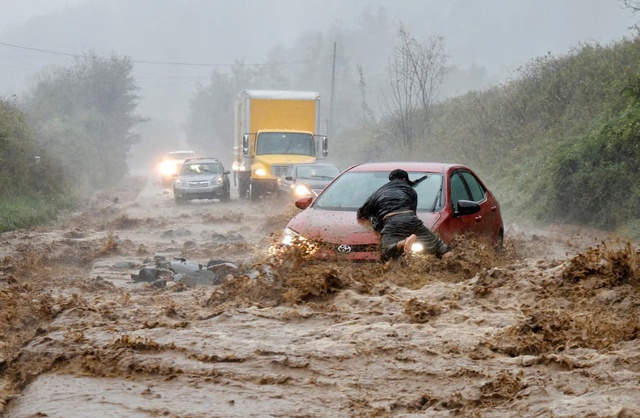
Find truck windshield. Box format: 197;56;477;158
256;132;315;156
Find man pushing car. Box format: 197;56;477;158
357;168;451;262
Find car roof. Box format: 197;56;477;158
346;161;462;174
168;150;196;155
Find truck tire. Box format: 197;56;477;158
238;179;249;200
249;183;261;201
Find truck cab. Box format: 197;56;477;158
232;90;329;201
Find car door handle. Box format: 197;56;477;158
491;206;497;212
475;215;482;222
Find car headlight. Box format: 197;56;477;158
215;176;223;185
410;242;424;253
174;179;183;186
254;168;268;177
282;227;300;245
293;184;311;197
160;161;177;176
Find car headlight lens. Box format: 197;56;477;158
293;184;311;197
282;227;300;245
410;242;424;253
215;176;223;185
174;179;182;186
273;227;319;257
160;161;177;176
254;168;267;176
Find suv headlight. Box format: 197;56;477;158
254;168;267;177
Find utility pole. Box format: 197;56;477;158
328;41;337;138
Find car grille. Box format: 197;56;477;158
188;181;209;188
271;165;290;177
332;243;379;254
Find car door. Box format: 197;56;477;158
447;170;494;239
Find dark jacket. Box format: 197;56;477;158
357;179;417;231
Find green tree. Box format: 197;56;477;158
24;53;144;195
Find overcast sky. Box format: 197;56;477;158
1;0;638;126
2;0;637;71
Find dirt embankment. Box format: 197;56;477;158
1;177;639;417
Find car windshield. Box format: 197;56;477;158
314;171;443;211
180;163;221;175
256;133;315;156
295;165;340;180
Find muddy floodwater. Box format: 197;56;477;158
1;176;639;417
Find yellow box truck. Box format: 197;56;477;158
232;90;328;200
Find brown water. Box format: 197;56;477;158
1;176;639;417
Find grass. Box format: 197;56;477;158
0;194;73;232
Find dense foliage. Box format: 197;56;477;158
0;53;144;231
24;53;144;195
0;99;71;231
420;38;640;232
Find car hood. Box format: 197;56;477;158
286;207;441;245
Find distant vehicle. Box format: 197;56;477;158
160;150;198;187
282;162;504;261
278;163;341;199
232;90;329;201
173;158;231;203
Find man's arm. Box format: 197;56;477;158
357;192;376;220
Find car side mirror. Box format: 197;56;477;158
285;176;293;181
223;170;230;175
295;197;313;210
315;135;328;159
242;134;250;157
454;200;481;217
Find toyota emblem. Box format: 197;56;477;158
337;244;352;254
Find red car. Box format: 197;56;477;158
282;162;504;261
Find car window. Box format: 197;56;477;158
414;174;444;211
460;171;486;202
296;166;314;179
315;171;442;211
181;163;221;175
296;165;340;180
450;172;471;212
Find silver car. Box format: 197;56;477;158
173;158;231;203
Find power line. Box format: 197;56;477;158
0;41;321;67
